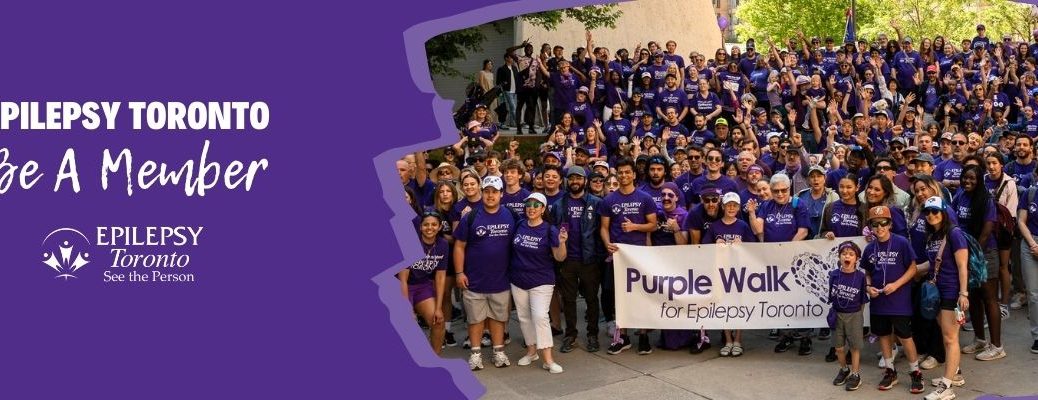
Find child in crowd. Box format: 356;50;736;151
830;241;869;391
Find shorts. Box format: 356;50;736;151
408;282;435;307
996;230;1014;250
462;289;511;324
835;310;865;351
939;298;957;311
984;248;999;278
870;314;912;339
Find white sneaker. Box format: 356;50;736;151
930;374;965;387
961;339;988;354
975;345;1006;361
920;355;939;370
1010;292;1026;310
468;352;484;371
1000;304;1010;320
877;346;898;368
924;380;956;400
542;362;564;374
517;353;539;366
492;351;510;368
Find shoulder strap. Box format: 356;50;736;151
465;206;481;235
820;201;835;238
995;177;1008;202
932;232;950;282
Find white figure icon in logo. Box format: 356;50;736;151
41;228;91;280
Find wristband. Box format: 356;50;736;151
959;291;968;297
456;271;465;275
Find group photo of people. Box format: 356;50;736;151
400;17;1038;400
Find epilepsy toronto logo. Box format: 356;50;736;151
789;246;840;304
41;228;92;280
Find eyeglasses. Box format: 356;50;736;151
608;182;620;187
663;192;678;199
875;165;894;171
525;201;545;208
706;156;723;162
439;170;454;175
924;209;943;216
952;140;967;146
870;219;892;228
773;187;790;193
702;197;720;204
689;155;702;160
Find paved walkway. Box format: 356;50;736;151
440;298;1038;399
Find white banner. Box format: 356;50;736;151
614;237;869;330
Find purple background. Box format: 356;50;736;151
7;0;1034;399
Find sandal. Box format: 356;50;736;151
720;343;733;357
731;343;743;357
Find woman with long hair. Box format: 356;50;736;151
984;152;1017;320
451;174;483;231
400;211;449;354
861;175;909;238
953;165;1005;362
477;59;498;123
921;196;971;400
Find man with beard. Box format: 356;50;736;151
640;155;669;208
688;114;715;147
1006;134;1037;189
675;145;706;207
660;107;689;150
548;166;604;354
690;147;739;204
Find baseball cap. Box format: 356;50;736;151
912;153;935;164
903;36;913;44
852;112;865;119
525;192;547;206
862;84;875;91
940;132;954;141
573;146;590;155
566;166;587;178
699;186;722;197
868;205;892;222
715;117;729;126
481;175;503;191
641;72;652;78
592;160;610;170
647;155;668;167
926;64;938;73
766;132;783;141
722;192;741;204
617;136;629;144
578;86;590;93
903;145;920;154
838;241;862;258
807;165;826;175
796;75;811;85
466;120;481;130
748;164;764;174
474;103;488;109
542;151;561;161
923;196;946;211
891;137;908;146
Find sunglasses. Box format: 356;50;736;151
689;155;702;160
663;192;678;199
870;219;892;228
421;211;443;219
875;165;894;171
591;179;605;184
525;201;545;208
702;196;720;204
952;140;967;146
706;156;723;162
924;209;943;216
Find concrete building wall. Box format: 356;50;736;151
431;19;516;109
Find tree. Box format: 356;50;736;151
426;5;622;77
734;0;876;45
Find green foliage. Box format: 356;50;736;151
426;5;622;77
734;0;876;44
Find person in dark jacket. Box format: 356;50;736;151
548;166;605;353
496;54;521;130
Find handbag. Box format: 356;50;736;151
920;238;946;320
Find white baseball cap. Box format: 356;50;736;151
722;192;741;205
923;196;945;211
481;175;503;191
525;192;547;206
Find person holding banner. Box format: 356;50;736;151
921;196;970;400
510;192;568;374
860;205;924;393
601;157;658;356
747;173;812;354
682;185;724;246
705;192;757;357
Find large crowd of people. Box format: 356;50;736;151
400;24;1038;400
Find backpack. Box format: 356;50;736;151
958;228;989;290
991;178;1015;240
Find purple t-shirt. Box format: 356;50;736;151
676;171;704;207
408;237;449;285
639;182;666;209
450;198;482;222
689;174;739;203
926;227;969;300
703;218;757;243
453;207;516;293
933;159;963;183
861;234;916;316
509;220;560;290
683;204;722;236
688;129;715;147
564;196;586;261
691;92;721;115
909;208;959;264
824;200;862;238
652;207;688;246
550;71;578;110
602;189;657;246
656;87;688;114
829;269;869;313
755;200;809;242
1020;189;1038;234
501;187;531;216
951;191;997;249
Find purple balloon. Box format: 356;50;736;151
718;15;729;30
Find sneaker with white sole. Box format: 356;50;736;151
924;380;956;400
517;353;539;366
468;352;484;371
492;351;510;368
481;331;492;347
920;355;939;370
607;335;631;355
1000;304;1010;320
930;374;965;387
975;345;1006;361
961;339;987;354
1010;292;1026;310
542;362;564;374
878;347;899;368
